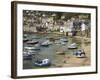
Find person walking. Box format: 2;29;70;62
81;21;86;36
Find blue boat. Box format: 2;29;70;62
73;49;86;57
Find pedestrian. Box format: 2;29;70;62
81;21;86;36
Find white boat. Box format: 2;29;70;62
41;40;52;46
24;46;40;50
23;38;29;42
34;59;51;67
60;38;68;42
23;51;33;60
28;50;38;55
55;40;61;44
60;42;66;45
56;51;65;55
55;37;68;45
23;50;37;55
26;40;39;45
68;43;77;49
23;34;28;38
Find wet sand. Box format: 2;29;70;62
53;39;91;67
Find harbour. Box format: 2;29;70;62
23;33;90;69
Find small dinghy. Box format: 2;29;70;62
56;51;65;55
41;40;52;47
23;38;29;43
55;40;66;45
23;55;32;60
23;52;32;60
55;37;68;45
26;40;39;45
28;50;38;55
34;59;51;67
47;37;59;41
23;50;37;55
60;42;66;45
24;45;40;50
60;38;68;42
54;40;61;44
73;49;86;58
23;34;28;38
68;43;77;49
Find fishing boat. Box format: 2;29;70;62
23;55;32;60
55;40;66;45
23;34;28;38
60;42;66;45
68;43;77;49
56;51;65;55
23;50;39;60
26;40;39;45
73;49;86;57
55;37;68;45
54;40;61;44
23;38;29;43
28;50;38;55
34;59;51;67
46;37;59;41
23;50;38;55
41;40;52;47
60;38;68;42
24;45;40;50
23;52;32;60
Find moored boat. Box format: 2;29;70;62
26;40;39;45
68;43;77;49
24;46;40;50
41;40;52;47
23;52;32;60
23;38;29;42
56;51;65;55
60;38;68;42
34;59;51;67
73;49;86;58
